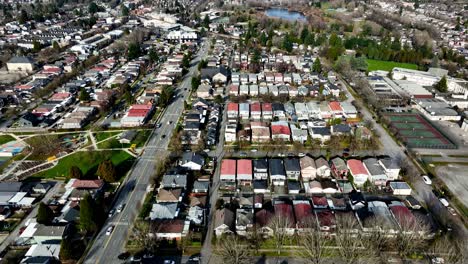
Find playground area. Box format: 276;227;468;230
386;113;456;149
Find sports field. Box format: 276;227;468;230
367;59;418;72
386;113;455;149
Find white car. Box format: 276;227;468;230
422;175;432;185
116;204;124;213
431;257;445;264
105;225;114;236
439;198;449;207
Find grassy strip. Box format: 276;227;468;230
366;59;418;72
0;135;15;145
94;131;122;142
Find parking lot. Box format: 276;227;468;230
435;164;468;208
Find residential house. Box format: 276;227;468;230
312;196;328;209
250;102;261;120
347;159;369;186
272;103;286;120
227;103;239;119
389;182;412;196
261;103;273;120
150;220;189;240
239;103;250;120
214;208;235;236
196;84;212;99
330;157;348;179
273;200;295;235
253;159;268;180
315;158;331;178
328;101;343;117
253;180;269;193
161;174;187;189
271;121;291;141
291;125;308;143
284;158;301;181
306;181;323;194
255;208;274;236
237;159;253;186
331;124;351;136
181;152;205;171
220;159;236;182
316;210;336;232
269;159;286;186
251;122;270;142
310;127;331;142
156;189;183;203
363;158;388;186
300;156;316;181
118;130;137;144
293;200;315;232
236;209;254;236
150;203;179;220
249;85;259;96
193;181;209;194
322;180;339;194
288;181;301;194
379;157;400;181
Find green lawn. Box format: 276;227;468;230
366;59;418;72
97;130;151;149
0;135;15;145
33;150;135;179
94;131;122;142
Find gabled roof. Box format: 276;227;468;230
156;188;182;202
347;159;369;176
71;180;104;189
284;158;300;172
255;208;274;227
214;208;235;229
237;159;252;175
220;159;236;175
331;157;347;171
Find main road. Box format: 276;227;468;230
83;39;209;264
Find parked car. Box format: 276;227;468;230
447;207;457;216
439;197;449;207
117;204;125;213
422;175;432;185
108;209;115;218
105;225;114;236
117;252;130;260
431;257;445;264
298;153;306;157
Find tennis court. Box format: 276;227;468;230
392;122;428;130
388;115;421;123
386;113;456;149
399;130;436;137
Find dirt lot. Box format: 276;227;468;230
435;164;468;208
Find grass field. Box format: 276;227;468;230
34;150;135;179
94;131;121;142
97;130;151;149
0;135;15;145
367;59;418;72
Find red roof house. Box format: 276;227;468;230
220;159;236;182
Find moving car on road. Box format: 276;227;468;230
116;204;125;213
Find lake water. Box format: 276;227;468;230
265;8;307;22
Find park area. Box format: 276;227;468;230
33;150;135;180
366;59;418;72
385;113;455;149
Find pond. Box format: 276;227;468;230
265;8;307;22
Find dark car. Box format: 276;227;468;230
161;134;166;138
117;252;130;260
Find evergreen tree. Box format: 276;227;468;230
37;202;54;224
260;32;268;46
300;27;309;43
69;166;83;179
149;48;159;64
202;15;210;27
96;160;116;182
79;194;97;233
127;42;141;60
434;76;448;93
121;5;129;16
282;34;293;52
79;88;90;102
59;238;73;260
313;57;322;73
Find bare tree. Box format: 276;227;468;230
215;235;250;264
268;215;293;255
366;217;393;262
393;215;430;257
429;235;468;264
132;220;159;252
299;220;329;264
335;213;377;264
